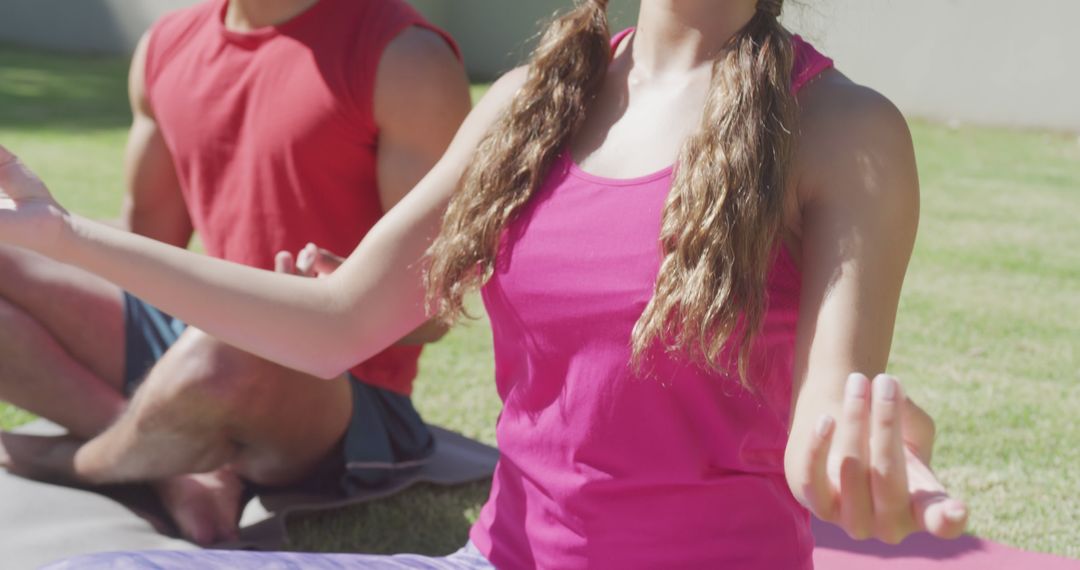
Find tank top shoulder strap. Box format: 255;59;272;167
611;28;635;53
790;35;834;93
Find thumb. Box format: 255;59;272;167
296;243;318;277
902;396;935;464
905;448;968;539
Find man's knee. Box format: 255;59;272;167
145;330;267;415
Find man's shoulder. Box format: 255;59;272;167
147;0;218;54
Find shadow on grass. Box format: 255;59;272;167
0;44;130;131
286;481;492;556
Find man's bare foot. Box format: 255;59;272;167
0;431;81;482
154;468;245;546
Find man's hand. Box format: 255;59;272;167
274;242;447;345
274;242;343;278
0;146;69;252
790;373;969;544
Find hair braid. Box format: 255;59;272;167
631;3;796;383
425;0;611;321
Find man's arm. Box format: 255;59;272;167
373;27;472;344
119;32;193;248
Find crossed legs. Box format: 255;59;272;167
0;245;354;543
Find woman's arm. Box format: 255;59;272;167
783;75;968;542
0;69;527;380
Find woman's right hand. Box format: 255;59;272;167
0;146;69;253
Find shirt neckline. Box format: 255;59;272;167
563;151;675;187
217;0;331;45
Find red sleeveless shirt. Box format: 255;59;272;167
144;0;458;394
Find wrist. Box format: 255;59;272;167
39;206;78;262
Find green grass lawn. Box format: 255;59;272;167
1;45;1078;558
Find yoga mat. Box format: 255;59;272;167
2;420;1076;568
812;517;1080;569
0;420;498;568
0;421;195;569
231;425;500;550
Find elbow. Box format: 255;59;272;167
309;347;357;380
395;320;450;346
313;365;348;381
308;331;365;381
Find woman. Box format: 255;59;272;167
0;0;967;567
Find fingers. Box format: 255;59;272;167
274;250;295;274
284;243;343;278
311;247;345;276
801;415;839;521
868;374;916;543
0;149;50;200
815;372;966;544
296;242;343;278
913;490;968;540
296;243;317;276
907;448;969;539
0;150;22;183
0;145;15;165
0;144;16;165
832;372;874;539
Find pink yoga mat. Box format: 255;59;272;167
812;518;1079;569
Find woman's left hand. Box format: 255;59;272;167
793;373;969;543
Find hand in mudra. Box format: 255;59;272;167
0;146;67;250
792;373;969;544
274;242;345;278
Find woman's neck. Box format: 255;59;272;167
224;0;320;31
632;0;757;76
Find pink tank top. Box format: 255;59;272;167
472;32;834;569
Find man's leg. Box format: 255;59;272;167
73;328;354;486
0;247;354;541
0;245;126;439
66;328;354;543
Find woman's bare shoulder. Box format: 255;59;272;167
793;69;918;206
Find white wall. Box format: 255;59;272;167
783;0;1080;131
0;0;1076;131
409;0;642;80
0;0;192;53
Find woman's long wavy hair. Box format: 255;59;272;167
425;0;796;386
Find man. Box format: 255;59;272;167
0;0;470;544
